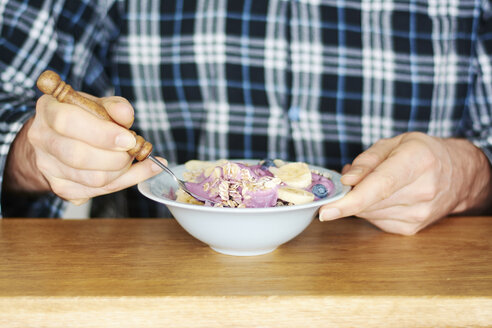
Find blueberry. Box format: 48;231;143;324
312;184;328;198
260;158;275;170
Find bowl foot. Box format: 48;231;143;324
210;246;277;256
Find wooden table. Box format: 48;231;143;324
0;217;491;327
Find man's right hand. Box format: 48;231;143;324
5;94;163;205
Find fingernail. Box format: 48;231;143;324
320;208;341;221
115;133;136;149
343;167;363;177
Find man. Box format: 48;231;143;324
1;0;491;234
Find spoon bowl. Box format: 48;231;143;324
148;156;213;204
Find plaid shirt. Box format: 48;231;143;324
1;0;491;218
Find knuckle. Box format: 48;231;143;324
26;125;41;146
398;225;421;236
48;178;66;197
418;185;438;202
376;220;421;236
35;94;51;111
50;179;91;202
377;173;398;199
375;137;392;146
421;150;438;169
87;172;110;188
51;110;70;134
355;151;381;167
408;141;437;166
59;143;87;168
409;207;433;223
69;155;87;169
113;154;133;170
406;131;420;136
34;156;51;174
102;180;119;193
47;133;64;156
343;206;361;217
71;198;90;206
371;137;395;153
106;96;130;105
401;131;426;141
338;201;363;217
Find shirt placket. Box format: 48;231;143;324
287;1;325;165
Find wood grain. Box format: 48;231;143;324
0;217;491;327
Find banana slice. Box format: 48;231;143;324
204;165;219;178
175;188;204;205
184;160;214;172
277;187;315;205
185;159;229;175
269;162;312;188
273;159;286;167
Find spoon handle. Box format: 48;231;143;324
36;70;153;161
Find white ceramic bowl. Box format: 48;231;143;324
138;160;350;256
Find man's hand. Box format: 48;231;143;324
319;132;492;235
4;94;163;205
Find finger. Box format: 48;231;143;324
149;156;168;169
99;96;135;129
46;175;96;201
40;129;133;171
319;143;425;221
70;198;90;206
43;97;136;151
98;157;163;193
41;151;132;188
353;170;439;213
76;93;135;128
341;163;351;175
51;155;167;189
365;218;422;236
341;137;402;186
46;158;162;201
351;204;422;223
363;214;436;236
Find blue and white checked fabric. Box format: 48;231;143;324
0;0;491;217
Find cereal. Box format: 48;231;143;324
177;159;335;208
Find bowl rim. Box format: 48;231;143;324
138;160;351;213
